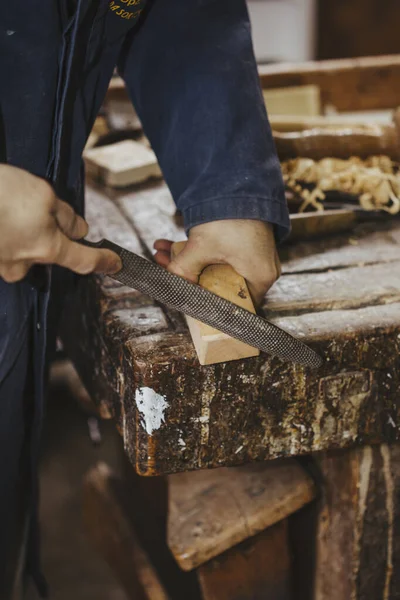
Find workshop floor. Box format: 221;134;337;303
26;370;128;600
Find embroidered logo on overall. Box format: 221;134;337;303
109;0;143;20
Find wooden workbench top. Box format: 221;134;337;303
61;180;400;475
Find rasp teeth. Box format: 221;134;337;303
87;239;323;368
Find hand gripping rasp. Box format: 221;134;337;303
83;239;323;368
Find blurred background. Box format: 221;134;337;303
248;0;400;63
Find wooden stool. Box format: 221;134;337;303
83;460;316;600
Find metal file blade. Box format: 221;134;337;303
84;239;323;368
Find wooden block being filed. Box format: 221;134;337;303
263;84;321;117
84;139;161;188
171;241;259;365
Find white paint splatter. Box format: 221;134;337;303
135;387;169;436
178;437;186;448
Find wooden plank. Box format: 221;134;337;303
84;140;161;188
167;460;315;570
171;241;259;365
259;55;400;112
270;113;393;132
282;223;400;274
264;260;400;316
83;462;170;600
311;444;400;600
198;520;292;600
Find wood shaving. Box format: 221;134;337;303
282;155;400;214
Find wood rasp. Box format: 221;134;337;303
83;239;323;368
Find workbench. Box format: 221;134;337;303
62;179;400;475
61;55;400;599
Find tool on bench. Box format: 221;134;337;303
82;239;323;368
289;205;395;243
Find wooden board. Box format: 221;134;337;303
167;460;315;570
198;520;292;600
60;182;400;475
259;55;400;113
83;462;170;600
171;241;259;365
84;140;161;188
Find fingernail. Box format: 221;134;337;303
106;259;122;274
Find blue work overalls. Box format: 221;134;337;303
0;0;289;596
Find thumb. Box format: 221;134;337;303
167;243;211;283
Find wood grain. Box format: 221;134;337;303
312;444;400;600
167;460;315;570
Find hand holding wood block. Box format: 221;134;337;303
171;241;260;365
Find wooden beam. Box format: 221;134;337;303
171;241;259;365
259;55;400;112
167;460;315;570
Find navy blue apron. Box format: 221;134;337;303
0;0;288;595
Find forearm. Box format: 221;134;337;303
118;0;290;241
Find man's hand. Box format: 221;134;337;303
153;219;281;306
0;165;121;283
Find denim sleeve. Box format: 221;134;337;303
117;0;290;242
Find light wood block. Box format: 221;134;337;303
171;241;260;365
84;139;161;188
263;84;321;117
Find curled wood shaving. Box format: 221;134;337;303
282;155;400;214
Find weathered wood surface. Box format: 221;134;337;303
198;520;292;600
293;444;400;600
167;460;315;571
259;55;400;113
61;181;400;475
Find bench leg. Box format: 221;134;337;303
198;519;292;600
312;444;400;600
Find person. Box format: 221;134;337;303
0;0;290;596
